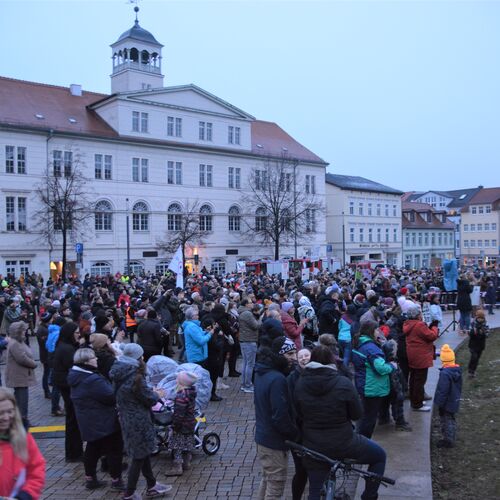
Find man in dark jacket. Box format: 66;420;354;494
254;336;298;499
136;309;164;362
152;290;177;356
317;288;341;336
68;348;124;490
36;312;52;399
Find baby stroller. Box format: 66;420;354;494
152;400;221;456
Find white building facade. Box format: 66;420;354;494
325;174;403;266
0;15;327;280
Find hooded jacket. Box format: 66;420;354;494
294;362;363;457
317;296;340;335
183;319;212;363
456;279;473;312
238;306;261;343
68;365;119;442
403;319;438;369
254;348;297;450
352;336;393;398
280;310;303;350
468;318;489;351
434;365;462;414
109;358;159;459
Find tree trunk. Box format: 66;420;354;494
181;245;185;274
274;236;280;261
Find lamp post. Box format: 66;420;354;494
126;198;131;276
293;159;298;259
342;211;346;268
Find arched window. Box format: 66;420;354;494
130;47;139;63
126;260;144;276
90;261;111;277
199;204;213;232
95;200;113;231
155;260;170;275
211;258;226;276
141;50;150;65
167;203;182;231
228;205;241;232
255;207;267;232
132;201;149;231
280;208;292;232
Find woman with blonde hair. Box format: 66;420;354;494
5;321;37;429
0;388;45;499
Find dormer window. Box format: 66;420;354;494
427;212;432;222
132;111;148;133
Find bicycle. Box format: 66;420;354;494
285;441;395;500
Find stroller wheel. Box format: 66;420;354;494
202;432;221;455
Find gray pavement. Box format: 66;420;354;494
355;309;500;500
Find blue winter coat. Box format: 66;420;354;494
434;366;462;414
45;324;60;353
183;320;211;363
68;366;119;442
254;349;297;450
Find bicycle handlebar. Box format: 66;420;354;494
285;441;396;486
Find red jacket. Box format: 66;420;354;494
0;432;45;499
403;319;439;369
280;311;303;350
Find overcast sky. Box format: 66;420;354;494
1;0;500;192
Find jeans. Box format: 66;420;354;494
439;409;457;445
256;444;288;500
306;435;386;500
459;311;471;331
338;340;352;368
409;367;428;409
240;342;257;389
358;396;384;438
14;387;29;429
84;431;123;478
468;348;484;374
291;449;308;500
42;362;50;395
126;456;156;495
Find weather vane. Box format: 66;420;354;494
128;0;141;22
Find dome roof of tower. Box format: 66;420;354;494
114;21;162;46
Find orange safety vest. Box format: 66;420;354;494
125;307;137;328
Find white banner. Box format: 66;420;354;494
301;268;310;281
236;260;246;273
168;245;184;289
281;261;289;280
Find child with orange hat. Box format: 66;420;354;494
434;344;462;448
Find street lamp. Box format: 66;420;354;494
126;198;131;276
342;211;346;268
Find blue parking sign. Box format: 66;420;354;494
75;243;84;254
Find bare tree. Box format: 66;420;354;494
34;149;94;280
242;154;323;260
157;200;209;269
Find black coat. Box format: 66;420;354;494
468;318;489;352
53;341;78;388
137;319;163;359
456;279;473;312
68;366;120;442
317;296;340;335
36;323;49;364
259;318;284;347
294;362;363;458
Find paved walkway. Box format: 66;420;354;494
355;309;500;500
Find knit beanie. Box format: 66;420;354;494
440;344;455;366
121;343;144;360
366;290;377;300
271;336;296;355
400;287;408;296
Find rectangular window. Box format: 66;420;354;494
392;204;397;217
5;145;14;173
17;147;26;174
431;233;435;245
477;240;483;247
175;118;182;137
235;126;240;145
470;224;476;231
485;223;490;231
385;228;389;242
377;228;382;242
492;239;497;247
132;158;139;182
306;209;316;233
470;240;476;248
368;203;372;216
368;228;373;242
359;228;364;242
104;155;112;179
255;170;268;190
477;223;483;231
95;154;111;179
376;204;381;216
228;126;234;144
167;116;174;136
349;201;354;215
199;121;205;140
438;233;442;245
141;159;148;182
385;204;389;216
418;233;423;246
492;223;497;231
95;154;103;179
132;111;140;132
393;228;397;242
19;260;30;276
471;206;477;214
350;227;355;242
486;205;491;214
464;224;469;232
424;233;429;245
485;239;490;247
53;150;62;177
63;151;72;177
141;112;148;133
478;206;484;214
359;203;363;216
464;240;469;248
199;164;213;187
206;122;213;141
5;196;26;231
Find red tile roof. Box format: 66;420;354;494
0;76;326;164
402;201;445;213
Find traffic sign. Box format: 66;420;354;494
75;243;84;254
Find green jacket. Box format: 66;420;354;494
353;336;393;398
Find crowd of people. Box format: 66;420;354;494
0;263;497;499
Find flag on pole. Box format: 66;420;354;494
168;245;184;289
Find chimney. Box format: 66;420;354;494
70;84;82;96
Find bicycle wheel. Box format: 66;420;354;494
202;432;221;455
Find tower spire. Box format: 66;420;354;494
134;5;139;25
